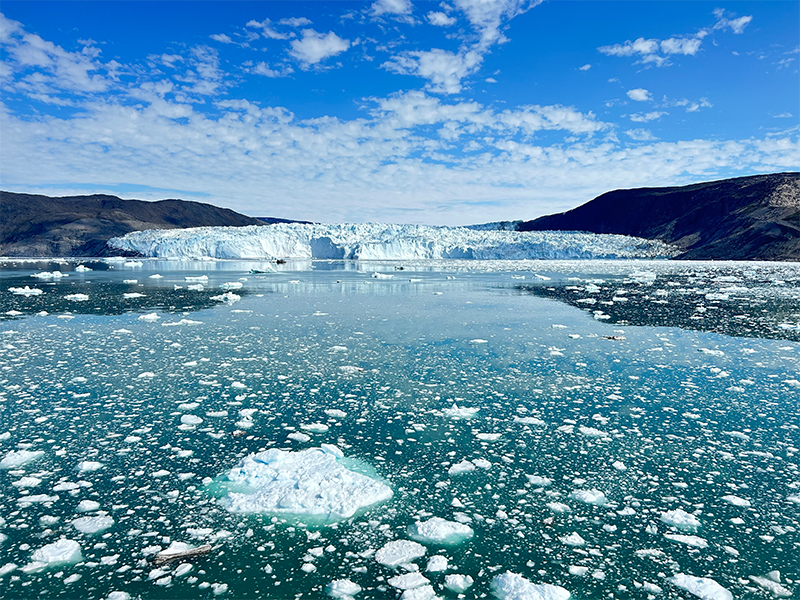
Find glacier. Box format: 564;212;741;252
108;223;678;260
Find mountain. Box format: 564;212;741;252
0;192;274;257
517;172;800;261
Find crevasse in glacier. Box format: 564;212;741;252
108;223;678;260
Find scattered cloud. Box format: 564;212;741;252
371;0;414;17
579;63;591;71
383;48;483;94
246;19;292;40
772;112;793;119
289;30;351;67
627;88;652;102
427;11;457;27
598;9;751;67
251;62;294;78
209;33;233;44
630;111;667;122
278;17;313;28
625;128;656;141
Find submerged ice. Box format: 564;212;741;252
218;446;393;521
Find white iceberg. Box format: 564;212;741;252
375;540;426;567
72;515;114;534
109;222;678;261
218;447;392;521
25;539;83;572
669;574;732;600
661;509;701;530
407;517;474;545
568;489;607;506
491;571;571;600
1;449;44;469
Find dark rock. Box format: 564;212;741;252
0;191;286;257
518;172;800;261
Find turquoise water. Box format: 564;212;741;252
0;259;798;599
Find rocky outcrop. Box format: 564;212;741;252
519;173;800;261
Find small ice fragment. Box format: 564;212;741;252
669;574;732;600
288;432;312;442
107;592;131;600
138;313;160;322
407;517;474;545
469;339;488;344
77;461;103;473
1;449;44;469
72;515;114;534
123;293;145;299
560;533;585;546
426;556;448;572
612;461;626;471
181;415;203;426
547;502;571;513
475;433;501;441
491;571;571;600
9;286;43;296
64;294;89;301
569;489;607;506
568;566;589;576
300;423;329;433
388;572;430;590
664;534;709;548
721;495;751;507
444;574;474;593
327;579;362;598
444;404;480;419
448;460;475;475
749;575;792;597
77;500;100;512
661;509;701;530
375;540;426;567
29;539;83;569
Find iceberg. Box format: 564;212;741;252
407;517;474;545
217;447;392;521
108;223;678;261
491;571;571;600
669;574;733;600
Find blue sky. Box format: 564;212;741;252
0;1;797;224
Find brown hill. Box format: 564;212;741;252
0;192;277;257
519;172;800;261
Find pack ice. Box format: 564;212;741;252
108;223;678;260
218;446;392;521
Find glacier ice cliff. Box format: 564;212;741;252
108;223;679;260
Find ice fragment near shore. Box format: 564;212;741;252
491;571;571;600
219;447;392;521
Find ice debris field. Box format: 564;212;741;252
0;257;799;599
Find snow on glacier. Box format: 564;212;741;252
108;222;678;260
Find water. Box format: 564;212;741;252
0;258;798;599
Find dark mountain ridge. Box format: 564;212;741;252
519;172;800;261
0;191;280;257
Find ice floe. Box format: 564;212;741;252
218;447;392;521
491;571;571;600
407;517;474;545
669;573;732;600
375;540;426;567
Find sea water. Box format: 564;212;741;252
0;258;798;599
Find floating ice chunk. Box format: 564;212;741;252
12;476;42;488
560;533;585;546
578;426;607;438
162;318;202;326
371;272;393;279
721;495;751;507
339;366;365;374
514;416;545;425
107;592;131;600
77;500;100;512
569;489;607;506
139;313;160;322
547;502;571;513
526;475;552;487
152;470;170;478
491;571;571;600
181;415;203;426
64;294;89;301
475;433;502;441
288;432;312;443
138;372;155;379
448;460;475;475
469;339;488;344
375;540;426;567
325;409;348;418
669;574;732;600
9;286;43;296
400;585;436;600
1;449;44;469
219;282;243;290
568;566;589;576
27;539;83;571
748;575;792;597
300;423;329;433
187;284;204;291
123;293;145;299
388;572;430;590
18;494;58;505
220;447;392;521
661;509;701;530
408;517;474;546
612;461;626;471
185;275;208;282
443;404;480;419
426;556;448;572
327;579;362;598
0;563;18;577
210;292;241;304
72;515;114;534
174;563;193;577
788;494;800;505
445;574;474;593
664;533;709;548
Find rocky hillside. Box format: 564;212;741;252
0;192;276;257
519;172;800;261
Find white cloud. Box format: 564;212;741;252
278;17;313;27
289;30;351;66
427;11;457;26
713;9;752;34
630;111;667;122
579;63;591;71
210;33;233;44
627;88;652;102
773;112;793;119
625;129;656;141
246;19;291;40
252;62;294;78
383;48;483;94
371;0;414;16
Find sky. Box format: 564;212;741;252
0;1;798;225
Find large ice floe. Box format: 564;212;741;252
108;222;678;260
216;446;392;522
491;571;571;600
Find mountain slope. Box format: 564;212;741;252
0;192;270;257
518;172;800;261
